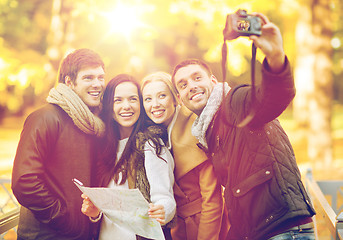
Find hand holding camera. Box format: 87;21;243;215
223;9;262;40
224;10;285;72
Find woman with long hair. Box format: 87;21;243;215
81;74;176;239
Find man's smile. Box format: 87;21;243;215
190;92;204;101
89;90;101;97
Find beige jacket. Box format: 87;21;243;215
169;106;229;240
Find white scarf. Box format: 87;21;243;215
46;83;105;137
192;82;230;149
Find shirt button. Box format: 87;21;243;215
236;189;241;194
265;171;271;175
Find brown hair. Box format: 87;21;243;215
171;59;213;89
58;48;105;84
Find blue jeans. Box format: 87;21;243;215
267;229;315;240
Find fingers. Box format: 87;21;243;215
81;199;93;213
249;21;281;42
81;203;100;218
81;196;100;218
251;12;269;25
149;203;165;216
249;35;258;42
82;196;94;206
261;22;280;35
148;203;166;225
155;218;166;225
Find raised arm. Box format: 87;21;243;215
226;13;295;127
250;12;285;73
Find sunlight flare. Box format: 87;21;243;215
102;2;150;38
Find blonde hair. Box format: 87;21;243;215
141;71;180;105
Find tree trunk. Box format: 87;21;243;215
294;0;333;167
45;0;74;88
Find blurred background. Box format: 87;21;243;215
0;0;342;238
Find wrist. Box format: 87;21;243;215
266;52;286;73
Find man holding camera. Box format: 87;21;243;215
171;12;316;240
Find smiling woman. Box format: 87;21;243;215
112;81;140;139
81;74;176;239
142;80;176;127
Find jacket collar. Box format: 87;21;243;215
166;105;181;150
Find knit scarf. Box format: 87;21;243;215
46;83;105;137
192;82;230;149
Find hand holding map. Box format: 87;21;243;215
73;178;165;240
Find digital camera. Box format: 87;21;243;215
223;9;262;40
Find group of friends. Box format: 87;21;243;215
11;13;316;240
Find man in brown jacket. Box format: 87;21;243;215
12;48;106;240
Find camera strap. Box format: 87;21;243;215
221;39;228;83
221;40;257;127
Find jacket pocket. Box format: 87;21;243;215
232;167;273;197
229;165;288;235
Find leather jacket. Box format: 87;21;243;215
12;104;98;239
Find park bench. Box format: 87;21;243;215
0;179;18;240
305;169;343;239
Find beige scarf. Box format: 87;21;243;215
192;82;230;149
46;83;105;137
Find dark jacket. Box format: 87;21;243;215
203;59;315;239
12;104;98;240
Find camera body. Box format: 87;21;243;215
224;9;262;40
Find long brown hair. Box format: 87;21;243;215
97;74;164;186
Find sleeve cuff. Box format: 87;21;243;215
262;56;289;74
89;212;103;223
